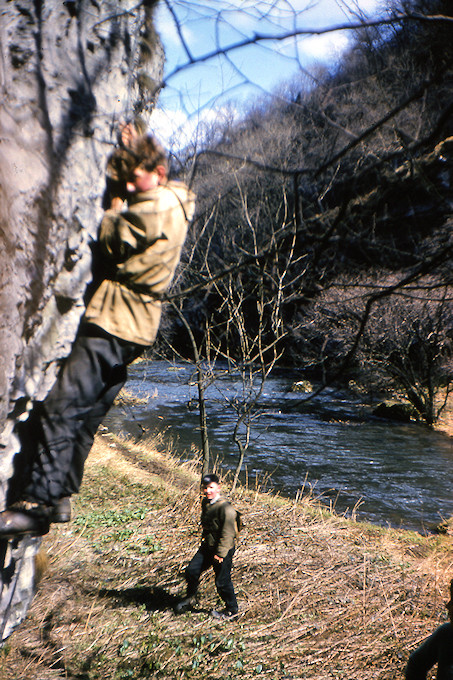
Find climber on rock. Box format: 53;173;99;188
0;124;195;538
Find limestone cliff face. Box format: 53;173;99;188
0;0;164;639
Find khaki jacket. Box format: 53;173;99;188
201;496;238;558
84;181;195;345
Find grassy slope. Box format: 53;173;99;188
1;429;452;680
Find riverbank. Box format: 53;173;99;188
434;395;453;437
107;364;453;532
2;429;452;679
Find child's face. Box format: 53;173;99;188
126;165;164;193
202;482;221;501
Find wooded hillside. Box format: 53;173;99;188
167;0;453;427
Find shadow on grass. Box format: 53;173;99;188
98;585;180;612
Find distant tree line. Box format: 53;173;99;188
159;0;453;427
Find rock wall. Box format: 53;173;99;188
0;0;164;639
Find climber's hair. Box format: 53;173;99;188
106;133;168;185
129;134;168;175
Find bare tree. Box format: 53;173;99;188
301;273;453;424
159;0;453;429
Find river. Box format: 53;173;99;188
104;360;453;533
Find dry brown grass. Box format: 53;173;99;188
1;429;452;679
435;389;453;438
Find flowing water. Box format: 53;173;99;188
104;360;453;533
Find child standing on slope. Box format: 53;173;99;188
175;473;240;620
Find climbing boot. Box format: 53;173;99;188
51;496;72;523
211;608;239;621
0;502;51;539
174;595;196;614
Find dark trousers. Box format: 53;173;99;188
9;323;144;506
185;545;238;613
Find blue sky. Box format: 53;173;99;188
149;0;384;147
